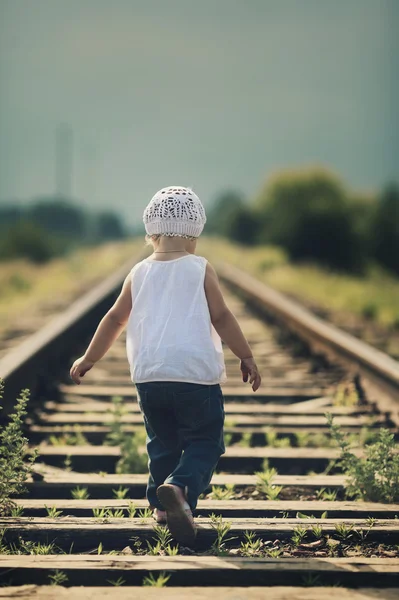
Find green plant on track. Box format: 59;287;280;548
0;529;9;554
63;455;72;472
112;485;129;499
315;487;338;502
265;546;283;558
127;501;137;518
240;530;263;556
49;570;68;586
224;432;233;446
48;426;88;446
106;508;125;518
295;431;335;448
310;524;324;539
326;537;341;557
145;525;179;556
334;522;354;541
92;507;108;519
71;486;90;500
138;507;153;522
0;380;38;516
264;428;291;448
10;505;24;517
19;540;57;555
327;413;399;502
210;514;236;556
107;576;125;586
238;432;252;448
291;525;307;546
45;505;63;518
295;511;327;539
210;484;235;500
97;542;103;555
255;464;282;500
105;396;147;474
142;572;171;587
296;511;328;520
301;573;322;587
333;382;359;407
0;536;61;556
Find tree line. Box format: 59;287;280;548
207;168;399;276
0;196;126;263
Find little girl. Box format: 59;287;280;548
70;186;261;545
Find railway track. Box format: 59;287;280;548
1;255;399;598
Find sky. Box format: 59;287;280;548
0;0;398;225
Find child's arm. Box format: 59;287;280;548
70;274;132;384
204;262;261;392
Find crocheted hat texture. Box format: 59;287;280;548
143;186;206;238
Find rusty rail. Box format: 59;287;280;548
0;256;139;418
217;262;399;426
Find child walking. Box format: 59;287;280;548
70;186;261;545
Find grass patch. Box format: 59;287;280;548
0;380;38;516
199;238;399;326
327;414;399;502
0;240;143;334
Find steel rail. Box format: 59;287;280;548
0;255;140;418
1;255;398;426
217;262;399;426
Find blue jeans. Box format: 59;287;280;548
136;382;225;511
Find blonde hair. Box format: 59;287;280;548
145;233;197;247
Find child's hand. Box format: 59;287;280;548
240;357;261;392
70;356;95;385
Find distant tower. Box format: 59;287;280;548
55;123;73;198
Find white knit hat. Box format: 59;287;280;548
143;186;206;238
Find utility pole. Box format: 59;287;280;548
55;123;73;198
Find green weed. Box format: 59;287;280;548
105;396;147;474
291;525;307;546
92;507;108;519
327;414;399;502
333;382;359;407
142;572;171;587
127;501;137;519
49;570;68;586
210;484;236;500
238;432;252;447
107;577;125;586
210;514;236;555
0;381;38;516
45;505;63;518
112;486;129;499
334;522;354;541
146;526;179;556
10;505;24;517
71;486;90;500
315;487;338;501
240;530;263;556
255;465;282;500
138;507;153;522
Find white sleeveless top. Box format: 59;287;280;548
126;254;227;384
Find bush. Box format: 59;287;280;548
327;413;399;502
255;168;366;272
207;190;246;237
95;211;126;241
0;380;38;516
372;183;399;275
26;197;87;241
0;221;58;264
223;205;259;245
